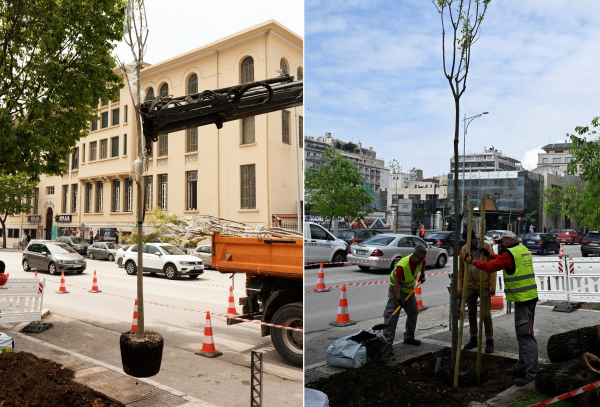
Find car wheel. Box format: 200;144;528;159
541;247;547;256
125;261;137;275
332;251;346;265
117;258;123;267
189;274;199;279
48;262;57;275
447;246;454;257
89;253;94;260
164;264;178;280
22;259;30;271
108;254;114;262
435;254;447;268
358;265;371;271
389;257;401;273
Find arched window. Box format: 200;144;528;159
145;87;154;102
160;83;169;97
188;74;198;94
241;57;254;84
297;66;303;81
280;58;288;75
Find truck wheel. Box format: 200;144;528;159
271;302;303;367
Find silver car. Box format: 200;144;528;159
22;242;86;275
88;242;121;261
347;234;448;271
191;245;212;269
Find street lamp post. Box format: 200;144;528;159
461;112;489;208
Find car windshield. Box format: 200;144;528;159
523;234;540;240
159;245;186;255
106;243;120;249
337;231;355;239
425;233;448;239
70;237;88;244
361;236;396;246
559;230;571;235
47;243;76;254
585;233;600;240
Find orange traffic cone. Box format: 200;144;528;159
226;286;237;314
131;299;138;332
56;271;69;294
329;284;357;327
89;270;102;293
35;270;38;278
195;311;223;358
315;263;330;292
415;276;427;311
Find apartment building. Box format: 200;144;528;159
537;142;582;175
4;20;303;244
450;146;522;173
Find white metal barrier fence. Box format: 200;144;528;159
0;278;46;323
567;257;600;303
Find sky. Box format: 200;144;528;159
113;0;303;70
305;0;600;177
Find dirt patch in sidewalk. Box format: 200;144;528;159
306;347;519;407
0;351;119;406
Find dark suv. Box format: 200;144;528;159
337;229;384;246
55;236;91;256
581;231;600;257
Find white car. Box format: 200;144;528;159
114;245;131;268
303;222;348;264
123;243;204;279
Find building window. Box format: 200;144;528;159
91;120;98;131
33;188;39;214
100;139;108;159
124;134;127;155
158;174;168;210
101;112;109;128
297;66;303;80
282;111;290;144
90;141;97;161
111;136;119;158
125;178;133;212
566;157;573;163
158;134;168;156
72;148;79;170
62;185;69;213
47;186;55;195
112;108;119;126
188;73;198;94
186;128;198;152
144;176;153;209
145;87;154;101
82;144;85;163
299;116;303;148
159;83;168;97
241;57;254;84
96;181;103;212
124;105;128;123
187;171;198;210
112;180;120;212
86;183;93;213
553;157;561;163
241;164;256;209
71;184;78;213
280;58;288;75
242;116;255;145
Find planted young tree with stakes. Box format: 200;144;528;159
432;0;491;368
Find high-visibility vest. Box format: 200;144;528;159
503;245;538;302
389;255;424;294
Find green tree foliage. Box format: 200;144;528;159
0;173;38;248
305;148;374;230
0;0;125;176
543;180;585;226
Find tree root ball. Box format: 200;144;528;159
120;330;164;378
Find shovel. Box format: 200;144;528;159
372;280;422;331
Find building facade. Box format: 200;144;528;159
450;146;522;173
3;20;303;244
537;142;582;175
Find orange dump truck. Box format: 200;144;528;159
211;232;303;367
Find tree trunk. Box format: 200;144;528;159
450;96;461;367
535;353;600;402
1;224;5;249
547;325;600;363
135;63;145;339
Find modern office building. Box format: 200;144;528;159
450;146;522;173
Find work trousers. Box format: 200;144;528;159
514;301;539;380
382;285;418;344
466;289;493;341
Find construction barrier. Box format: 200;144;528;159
532;257;569;302
0;278;46;324
567;257;600;303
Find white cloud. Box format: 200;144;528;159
521;148;545;170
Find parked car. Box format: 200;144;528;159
556;229;582;245
304;222;348;264
347;234;448;271
114;245;131;267
548;228;561;239
336;229;385;246
191;245;212;269
423;231;465;257
88;242;121;261
581;231;600;257
522;233;560;255
55;236;91;256
22;242;86;275
123;243;204;279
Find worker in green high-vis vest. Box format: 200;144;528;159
464;230;539;387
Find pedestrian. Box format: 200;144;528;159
99;235;105;242
25;233;31;244
523;223;527;236
382;245;427;346
420;224;426;239
543;226;547;234
411;222;417;236
458;229;497;353
584;225;589;236
529;224;534;234
491;232;500;254
464;231;539;386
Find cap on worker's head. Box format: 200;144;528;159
495;231;518;242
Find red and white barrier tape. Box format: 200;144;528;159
305;269;453;293
528;379;600;407
305;258;400;267
94;269;232;289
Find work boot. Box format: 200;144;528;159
403;338;421;346
515;377;534;387
485;339;494;354
463;337;478;351
506;368;526;378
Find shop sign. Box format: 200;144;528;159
28;216;41;222
55;215;72;222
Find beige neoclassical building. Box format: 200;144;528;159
4;20;303;245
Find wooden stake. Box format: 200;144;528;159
476;198;486;384
454;203;474;388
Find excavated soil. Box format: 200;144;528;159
307;347;518;407
0;352;119;407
